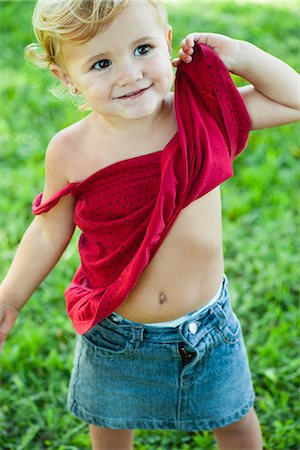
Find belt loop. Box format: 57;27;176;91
130;326;144;344
211;303;226;330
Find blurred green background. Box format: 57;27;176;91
0;1;299;449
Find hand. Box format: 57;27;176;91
0;302;19;352
172;32;241;73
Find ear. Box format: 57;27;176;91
166;25;173;55
50;63;73;88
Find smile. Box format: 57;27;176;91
116;86;151;100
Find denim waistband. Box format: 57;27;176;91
110;274;228;328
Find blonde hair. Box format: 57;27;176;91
24;0;169;110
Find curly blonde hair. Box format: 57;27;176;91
25;0;169;110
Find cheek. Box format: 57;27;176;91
151;56;173;84
83;79;109;100
160;62;174;90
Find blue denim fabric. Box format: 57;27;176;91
67;275;255;431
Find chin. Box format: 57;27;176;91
121;104;162;120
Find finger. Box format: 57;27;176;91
178;49;192;63
0;307;5;323
0;331;7;342
185;35;197;47
0;307;18;333
186;33;212;48
172;58;181;67
0;329;8;354
182;47;194;56
181;38;194;53
0;323;11;336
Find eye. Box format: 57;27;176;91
134;44;152;56
92;59;111;71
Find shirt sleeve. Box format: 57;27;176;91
179;43;251;159
32;183;77;215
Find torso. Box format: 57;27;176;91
115;188;224;323
64;93;224;323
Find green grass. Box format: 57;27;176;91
1;1;300;449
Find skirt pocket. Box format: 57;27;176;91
83;321;138;357
215;302;242;344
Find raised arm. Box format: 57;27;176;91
0;133;76;351
172;32;300;130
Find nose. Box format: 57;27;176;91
116;60;143;87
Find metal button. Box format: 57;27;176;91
188;321;198;335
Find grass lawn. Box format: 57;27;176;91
0;1;299;449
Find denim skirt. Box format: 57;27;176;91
67;275;255;431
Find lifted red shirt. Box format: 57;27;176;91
32;44;251;334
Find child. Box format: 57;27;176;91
0;0;299;449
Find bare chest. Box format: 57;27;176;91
67;106;178;184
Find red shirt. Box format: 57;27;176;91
32;44;251;334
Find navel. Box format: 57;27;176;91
159;292;167;305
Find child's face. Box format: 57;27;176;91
51;2;173;126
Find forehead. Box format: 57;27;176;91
62;3;165;67
99;2;164;42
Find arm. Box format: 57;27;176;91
234;40;300;129
172;33;300;130
0;134;76;351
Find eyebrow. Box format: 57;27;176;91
82;35;156;68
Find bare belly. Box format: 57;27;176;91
114;187;224;323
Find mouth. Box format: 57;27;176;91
116;86;151;100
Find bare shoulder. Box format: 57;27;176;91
32;122;89;235
37;118;89;210
46;118;89;182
